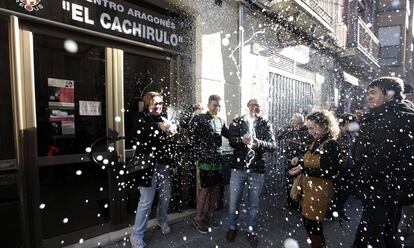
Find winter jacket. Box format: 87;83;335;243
276;125;310;168
353;100;414;205
337;130;354;169
185;112;230;164
228;115;277;173
297;133;341;180
131;111;176;187
299;135;341;221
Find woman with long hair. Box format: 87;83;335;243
289;110;341;248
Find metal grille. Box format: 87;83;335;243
265;72;314;190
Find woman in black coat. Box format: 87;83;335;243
129;91;177;248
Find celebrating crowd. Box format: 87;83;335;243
128;77;414;248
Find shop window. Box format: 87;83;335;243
33;35;106;156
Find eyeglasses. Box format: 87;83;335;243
154;101;164;106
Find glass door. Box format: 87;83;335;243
0;17;21;248
20;27;113;247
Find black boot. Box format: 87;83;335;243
309;234;326;248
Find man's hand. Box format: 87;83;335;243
242;134;252;145
289;165;302;176
192;103;204;111
160;122;177;135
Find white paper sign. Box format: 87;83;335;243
79;101;102;116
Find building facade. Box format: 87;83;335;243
0;0;390;247
335;0;381;112
376;0;414;98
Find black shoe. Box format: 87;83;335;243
225;229;237;242
207;215;220;229
246;232;258;248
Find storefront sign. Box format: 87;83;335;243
0;0;190;52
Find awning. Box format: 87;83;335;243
343;72;359;86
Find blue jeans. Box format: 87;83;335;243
132;164;171;240
228;169;265;235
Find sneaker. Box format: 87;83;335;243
129;234;147;248
207;215;220;229
246;232;258;248
159;222;171;234
225;229;237;242
192;218;208;234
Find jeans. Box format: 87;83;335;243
132;164;171;240
228;169;265;235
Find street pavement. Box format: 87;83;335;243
104;184;414;248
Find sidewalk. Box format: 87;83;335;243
103;186;414;248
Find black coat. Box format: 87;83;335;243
276;125;311;167
353;100;414;205
132;111;176;187
186;112;230;164
229;116;277;173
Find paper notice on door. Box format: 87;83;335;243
48;78;75;108
79;101;102;116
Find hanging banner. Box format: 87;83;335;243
0;0;191;52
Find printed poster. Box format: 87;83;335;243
48;78;75;136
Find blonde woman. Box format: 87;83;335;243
289;110;341;248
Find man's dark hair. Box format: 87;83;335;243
338;113;357;127
208;94;222;103
247;99;258;106
368;77;405;101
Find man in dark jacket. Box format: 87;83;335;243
328;113;358;221
276;113;310;209
352;77;414;248
225;99;277;247
184;95;230;234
